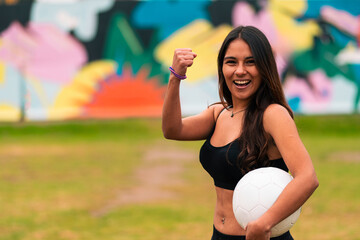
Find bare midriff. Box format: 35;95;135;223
213;186;246;236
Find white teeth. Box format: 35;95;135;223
234;80;250;85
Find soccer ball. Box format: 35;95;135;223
232;167;301;237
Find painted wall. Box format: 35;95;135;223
0;0;359;121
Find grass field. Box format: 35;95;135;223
0;115;359;240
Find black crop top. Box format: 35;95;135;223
199;117;288;190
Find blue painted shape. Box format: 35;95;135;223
304;0;360;18
301;0;359;47
287;96;301;112
0;65;22;107
329;26;353;48
31;0;115;41
132;0;210;40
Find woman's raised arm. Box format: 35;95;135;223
162;49;218;140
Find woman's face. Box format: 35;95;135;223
222;38;262;106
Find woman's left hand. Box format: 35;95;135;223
245;219;271;240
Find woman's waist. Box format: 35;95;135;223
214;195;245;236
214;208;245;236
215;186;235;204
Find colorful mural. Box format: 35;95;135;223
0;0;359;121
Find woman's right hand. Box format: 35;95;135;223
171;48;197;77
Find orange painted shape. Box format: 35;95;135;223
83;67;165;119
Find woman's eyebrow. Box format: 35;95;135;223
224;56;254;60
224;56;236;60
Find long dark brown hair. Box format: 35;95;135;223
217;26;294;174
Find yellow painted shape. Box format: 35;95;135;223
271;0;306;17
0;105;20;122
345;42;356;50
269;0;321;51
72;60;118;91
47;106;84;121
50;60;117;120
155;20;232;82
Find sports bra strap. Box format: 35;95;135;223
208;106;230;140
215;107;229;122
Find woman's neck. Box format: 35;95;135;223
231;99;249;112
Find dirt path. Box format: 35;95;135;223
92;141;197;217
329;151;360;163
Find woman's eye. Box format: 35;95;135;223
225;60;236;64
246;60;255;65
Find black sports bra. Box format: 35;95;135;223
199;109;288;190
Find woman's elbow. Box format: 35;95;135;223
162;126;179;140
312;175;320;191
162;129;173;139
307;172;319;193
162;127;171;139
296;171;319;193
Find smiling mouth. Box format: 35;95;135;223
234;80;251;87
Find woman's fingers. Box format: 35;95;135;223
172;48;197;76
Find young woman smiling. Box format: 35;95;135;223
162;26;319;240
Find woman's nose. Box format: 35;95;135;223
234;66;246;76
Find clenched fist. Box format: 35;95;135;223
171;48;197;77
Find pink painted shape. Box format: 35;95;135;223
0;22;32;68
232;2;289;75
284;70;333;111
0;21;87;83
321;6;359;37
232;2;278;45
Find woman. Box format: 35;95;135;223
162;26;319;240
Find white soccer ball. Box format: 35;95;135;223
232;167;301;237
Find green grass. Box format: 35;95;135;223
293;115;360;240
0;115;359;240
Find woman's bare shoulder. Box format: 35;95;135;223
208;103;226;120
263;104;294;132
264;104;291;119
